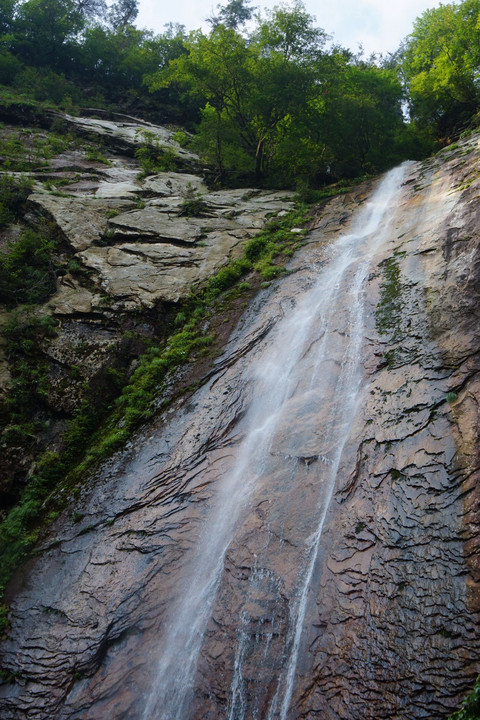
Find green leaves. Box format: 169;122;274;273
0;227;58;305
401;0;480;135
147;3;409;185
449;674;480;720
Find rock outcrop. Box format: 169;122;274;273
1;131;480;720
0;112;294;501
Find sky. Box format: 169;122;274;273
135;0;447;57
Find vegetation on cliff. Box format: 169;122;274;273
0;0;479;184
1;0;480;715
449;674;480;720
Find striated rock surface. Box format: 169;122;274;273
0;112;295;500
1;135;480;720
28;164;294;311
59;112;200;165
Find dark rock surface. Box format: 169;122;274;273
1;137;480;719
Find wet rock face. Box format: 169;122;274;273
1;138;480;719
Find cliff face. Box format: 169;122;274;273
0;111;294;506
1;133;480;719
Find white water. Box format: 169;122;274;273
142;164;407;719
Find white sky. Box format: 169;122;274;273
136;0;447;56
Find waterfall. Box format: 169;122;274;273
142;164;408;719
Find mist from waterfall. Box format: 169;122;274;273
142;163;408;720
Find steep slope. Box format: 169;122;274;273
0;134;479;719
0;110;294;514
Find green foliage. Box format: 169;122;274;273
0;199;310;600
2;312;58;419
375;255;403;340
172;130;190;147
0;48;22;85
191;104;253;179
86;147;110;164
147;5;409;186
179;196;209;216
0;174;32;226
449;675;480;720
179;184;209;216
13;67;81;107
12;0;84;71
0;0;464;181
401;0;480;137
0;227;58;305
134;132;178;177
209;0;255;30
0;603;9;633
206;259;252;295
316;57;409;177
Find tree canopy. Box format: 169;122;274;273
0;0;479;186
145;3;412;185
401;0;480;136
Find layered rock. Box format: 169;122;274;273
0;112;294;500
1;134;480;720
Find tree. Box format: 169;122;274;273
316;55;406;177
401;0;480;135
107;0;138;30
150;3;327;182
12;0;84;70
253;1;326;63
0;0;16;35
207;0;256;30
148;24;253;179
74;0;106;20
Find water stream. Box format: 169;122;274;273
142;164;407;719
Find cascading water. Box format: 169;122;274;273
142;164;408;719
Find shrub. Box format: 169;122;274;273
0;50;22;86
0;198;310;601
0;228;58;305
180;194;209;217
0;174;33;225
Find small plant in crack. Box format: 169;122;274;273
179;183;209;217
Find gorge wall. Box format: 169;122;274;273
1;130;480;719
0;111;295;506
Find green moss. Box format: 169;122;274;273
0;200;311;601
375;255;403;341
